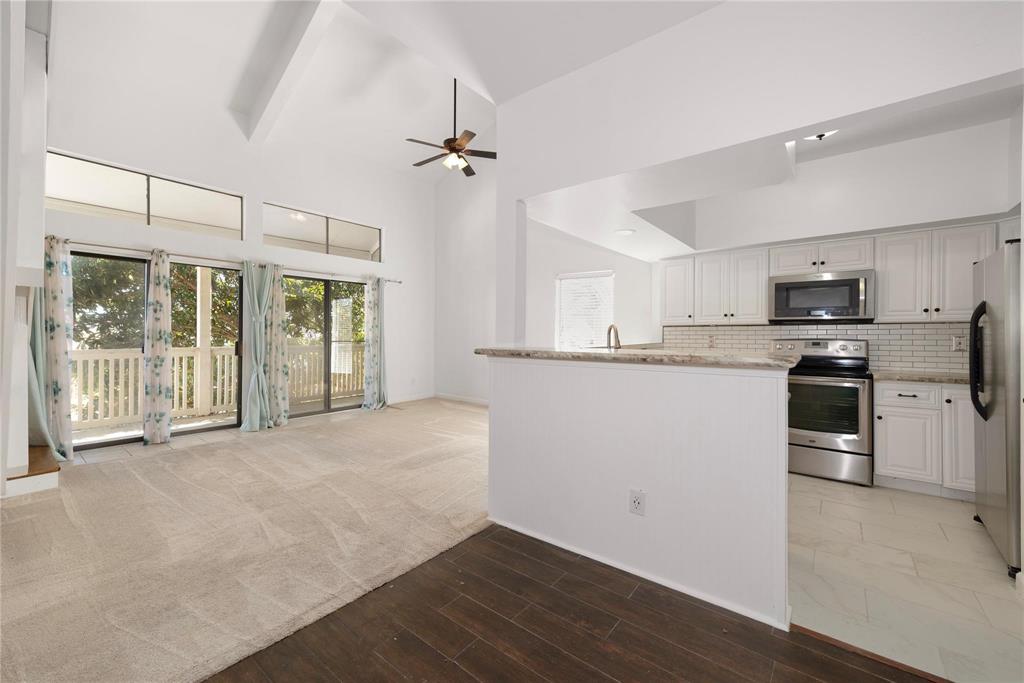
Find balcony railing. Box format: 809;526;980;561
70;343;364;430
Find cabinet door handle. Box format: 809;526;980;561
687;314;692;318
723;313;728;317
876;415;883;420
897;393;919;398
729;313;735;317
923;308;930;313
820;261;825;265
934;307;940;312
811;261;817;266
945;398;952;404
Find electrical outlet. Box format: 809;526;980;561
629;489;646;516
953;335;966;352
707;335;716;349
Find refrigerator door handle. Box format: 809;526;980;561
969;300;988;421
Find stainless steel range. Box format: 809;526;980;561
775;339;874;486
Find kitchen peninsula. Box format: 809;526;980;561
476;346;800;628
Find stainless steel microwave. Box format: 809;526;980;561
768;270;875;322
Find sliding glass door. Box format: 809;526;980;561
70;252;243;447
284;276;366;415
168;263;242;433
70;253;149;446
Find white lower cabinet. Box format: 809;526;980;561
874;404;942;484
873;382;974;492
941;386;975;491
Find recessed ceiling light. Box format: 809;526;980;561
803;130;839;141
615;228;636;236
290;212;307;222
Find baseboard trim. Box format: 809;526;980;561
488;515;789;631
435;393;489;407
873;474;974;502
790;623;949;682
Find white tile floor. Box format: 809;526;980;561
788;474;1023;682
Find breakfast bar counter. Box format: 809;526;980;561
476;345;793;629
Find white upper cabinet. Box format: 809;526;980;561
875;231;932;323
817;238;873;272
693;252;732;324
930;224;996;321
769;244;818;276
941;386;975;492
730;248;768;324
662;258;695;325
770;238;872;276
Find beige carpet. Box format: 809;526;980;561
1;399;489;682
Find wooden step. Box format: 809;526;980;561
7;446;61;481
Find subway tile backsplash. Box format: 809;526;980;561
662;323;969;371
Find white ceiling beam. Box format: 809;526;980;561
246;0;340;144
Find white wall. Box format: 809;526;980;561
434;128;496;405
494;1;1024;342
525;220;653;347
694;120;1016;251
0;0;27;495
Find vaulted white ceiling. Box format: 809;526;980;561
47;0;495;183
347;1;719;104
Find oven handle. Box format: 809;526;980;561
787;376;870;389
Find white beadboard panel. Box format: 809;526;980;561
663;322;968;371
487;357;790;629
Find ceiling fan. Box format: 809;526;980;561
406;79;496;177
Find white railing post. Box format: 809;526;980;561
195;267;213;416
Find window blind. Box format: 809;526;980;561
556;272;614;349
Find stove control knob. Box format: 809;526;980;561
786;344;795;350
839;344;848;351
852;344;861;351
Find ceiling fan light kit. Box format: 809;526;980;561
406;78;496;177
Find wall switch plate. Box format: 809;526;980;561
629;489;646;516
953;336;966;352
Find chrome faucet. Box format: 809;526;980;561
606;324;621;350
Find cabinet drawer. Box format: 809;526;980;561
874;382;940;409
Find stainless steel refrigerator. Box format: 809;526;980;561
970;239;1021;577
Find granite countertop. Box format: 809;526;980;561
474;346;801;370
872;369;969;384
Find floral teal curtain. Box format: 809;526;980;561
241;262;289;431
40;236;74;459
362;276;386;410
266;266;289;426
142;249;172;444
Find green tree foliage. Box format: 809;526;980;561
72;254;146;349
72;255;240;350
284;277;365;344
71;256;361;351
169;264;239;347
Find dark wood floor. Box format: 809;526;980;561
207;525;934;683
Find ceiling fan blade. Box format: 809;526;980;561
461;161;476;177
462;149;496;159
406;138;446;150
454;129;476;148
413;153;447;167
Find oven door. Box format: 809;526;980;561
788;376;872;455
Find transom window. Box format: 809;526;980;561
555;271;614;349
44;152;243;239
263;203;382;263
